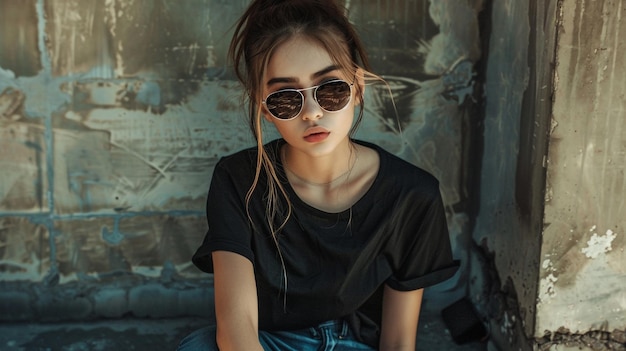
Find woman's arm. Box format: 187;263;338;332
379;285;424;351
212;250;264;351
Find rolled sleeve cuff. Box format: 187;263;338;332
386;260;460;291
192;239;255;274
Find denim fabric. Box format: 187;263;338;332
176;320;375;351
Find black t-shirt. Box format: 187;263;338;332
192;139;459;347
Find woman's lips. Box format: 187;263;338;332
304;131;330;142
303;126;330;143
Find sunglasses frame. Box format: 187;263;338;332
262;79;354;121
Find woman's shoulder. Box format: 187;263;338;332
355;139;441;196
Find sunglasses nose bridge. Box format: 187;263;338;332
299;86;324;120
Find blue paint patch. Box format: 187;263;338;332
35;0;51;74
205;66;227;81
160;261;179;283
41;266;60;287
101;218;125;245
135;81;161;108
442;59;476;105
24;140;43;152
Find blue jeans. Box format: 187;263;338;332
177;319;375;351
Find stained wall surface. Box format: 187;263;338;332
469;0;543;349
538;0;626;336
0;0;482;321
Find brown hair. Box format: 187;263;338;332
228;0;375;295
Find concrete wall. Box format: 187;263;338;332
0;0;482;322
468;0;546;349
537;0;626;348
469;0;626;350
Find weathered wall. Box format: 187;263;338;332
470;0;626;350
0;0;482;322
537;0;626;347
468;0;556;350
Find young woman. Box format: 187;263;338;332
178;1;458;350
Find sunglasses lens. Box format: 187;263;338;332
264;80;352;120
315;80;351;112
265;90;303;120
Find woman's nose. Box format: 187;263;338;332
300;90;323;120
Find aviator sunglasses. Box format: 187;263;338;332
262;79;354;120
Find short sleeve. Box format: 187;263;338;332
192;159;255;273
385;187;459;291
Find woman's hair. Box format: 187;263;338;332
228;0;375;292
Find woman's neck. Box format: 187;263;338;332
281;141;357;186
280;140;380;213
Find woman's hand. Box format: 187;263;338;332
379;285;424;351
212;251;265;351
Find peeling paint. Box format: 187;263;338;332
539;257;559;304
582;229;618;259
539;273;559;301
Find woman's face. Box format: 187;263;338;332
262;35;358;158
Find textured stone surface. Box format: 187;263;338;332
93;288;128;318
0;290;34;321
468;0;550;349
538;0;626;335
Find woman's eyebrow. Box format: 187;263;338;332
266;65;340;87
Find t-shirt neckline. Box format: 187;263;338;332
273;138;384;218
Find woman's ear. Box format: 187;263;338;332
260;104;274;123
354;67;366;106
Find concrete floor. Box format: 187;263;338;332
0;310;488;351
0;318;202;351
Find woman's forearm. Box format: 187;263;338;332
212;251;264;351
379;286;424;351
216;318;264;351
